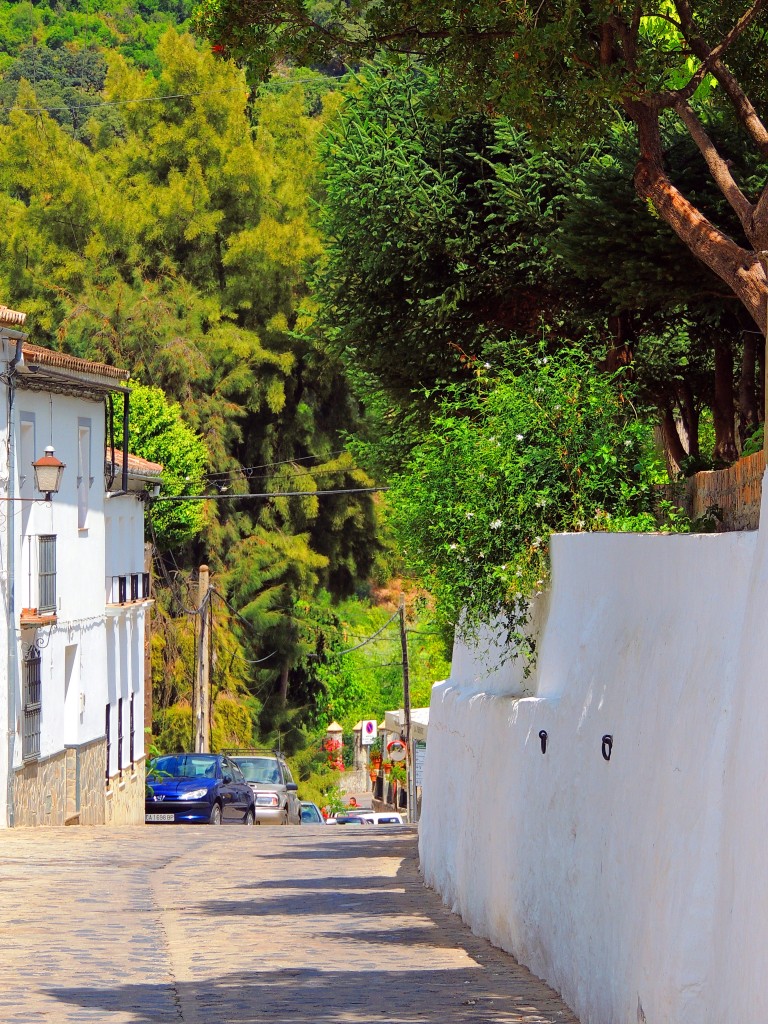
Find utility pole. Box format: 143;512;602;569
143;542;153;741
193;565;210;753
399;595;416;823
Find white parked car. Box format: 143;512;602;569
343;812;405;825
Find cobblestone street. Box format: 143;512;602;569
0;826;578;1023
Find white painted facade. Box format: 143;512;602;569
420;492;768;1024
0;328;156;826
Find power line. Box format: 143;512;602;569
4;86;249;115
203;450;348;480
151;486;388;503
312;608;401;658
3;75;342;117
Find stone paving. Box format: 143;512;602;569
0;825;579;1023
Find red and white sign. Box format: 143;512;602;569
387;738;407;762
361;719;377;746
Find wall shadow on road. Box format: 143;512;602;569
240;874;400;892
42;832;578;1024
265;835;415;860
46;964;569;1024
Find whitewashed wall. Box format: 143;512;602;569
419;495;768;1024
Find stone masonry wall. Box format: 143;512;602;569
13;741;145;827
13;750;69;827
77;739;107;825
105;757;146;826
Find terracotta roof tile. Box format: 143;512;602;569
0;305;27;327
110;451;164;477
22;343;129;382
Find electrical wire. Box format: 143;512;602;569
3;76;344;118
203;450;348;480
4;86;249;115
151;486;388;502
147;513;209;616
313;607;401;658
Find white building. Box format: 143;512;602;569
0;304;159;826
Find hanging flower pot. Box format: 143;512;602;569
383;762;392;775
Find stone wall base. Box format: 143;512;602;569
13;741;145;827
105;758;145;825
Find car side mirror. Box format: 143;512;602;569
286;782;298;792
222;773;233;784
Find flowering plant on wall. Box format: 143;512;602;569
324;736;344;771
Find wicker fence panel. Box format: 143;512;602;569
661;449;765;531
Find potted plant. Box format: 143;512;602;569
389;762;407;785
368;737;382;769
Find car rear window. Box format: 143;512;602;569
234;757;282;784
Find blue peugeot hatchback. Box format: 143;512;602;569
145;753;256;825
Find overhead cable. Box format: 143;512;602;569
151;486;388;502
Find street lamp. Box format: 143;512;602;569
32;446;65;500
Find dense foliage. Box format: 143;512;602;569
6;0;767;761
196;1;768;336
385;352;670;638
0;24;393;745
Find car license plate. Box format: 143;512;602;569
145;813;175;822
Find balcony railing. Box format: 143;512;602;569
106;573;151;605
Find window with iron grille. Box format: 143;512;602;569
130;574;139;601
117;697;123;771
142;573;150;599
105;704;111;783
22;648;41;761
38;535;56;613
130;694;135;767
118;576;127;604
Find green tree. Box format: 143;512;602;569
385;350;672;641
315;63;578;407
0;23;383;739
114;382;209;549
196;0;768;336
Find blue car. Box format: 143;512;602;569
145;753;256;825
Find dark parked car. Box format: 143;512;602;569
228;751;301;825
145;753;256;825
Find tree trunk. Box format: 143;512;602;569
661;405;688;474
278;660;290;706
630;103;768;333
738;329;759;446
677;381;699;459
712;336;738;465
605;314;633;372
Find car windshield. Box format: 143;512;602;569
150;754;218;780
301;804;322;823
235;757;281;784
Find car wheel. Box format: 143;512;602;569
244;809;255;825
209;802;223;825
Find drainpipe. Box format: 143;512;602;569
4;329;26;828
122;390;129;495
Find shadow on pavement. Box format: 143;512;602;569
42;830;577;1024
47;964;567;1024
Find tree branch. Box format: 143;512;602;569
673;0;768;155
674;100;755;239
628;100;768;332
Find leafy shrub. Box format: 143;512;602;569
387;348;672;646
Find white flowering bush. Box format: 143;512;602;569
387;348;675;648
